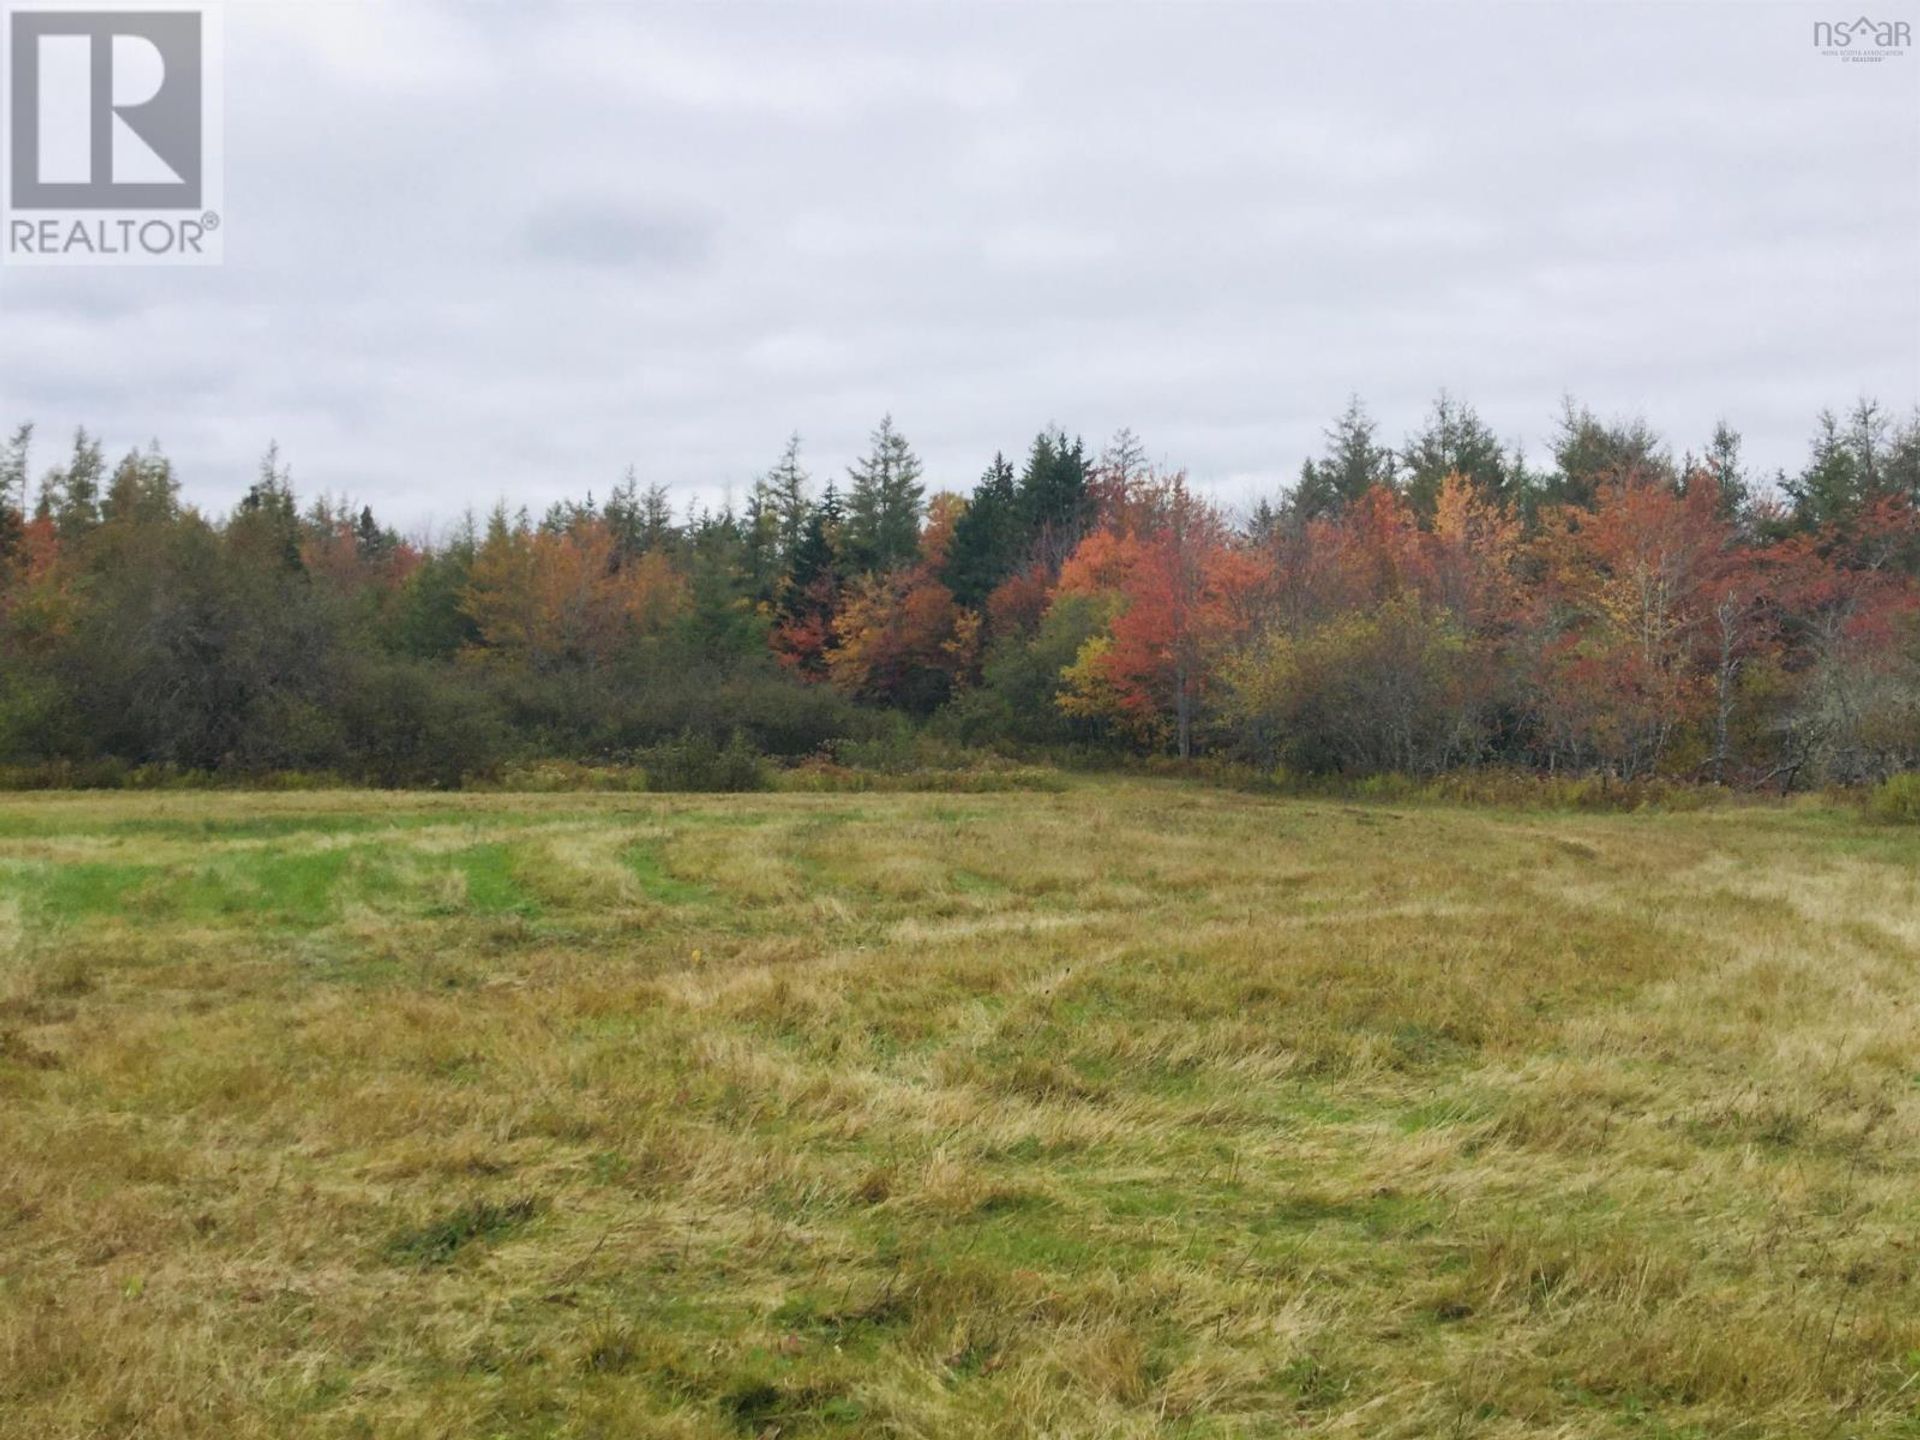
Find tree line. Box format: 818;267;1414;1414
1;393;1916;787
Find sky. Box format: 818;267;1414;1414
2;0;1917;534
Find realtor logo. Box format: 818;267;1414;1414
2;2;223;264
1812;15;1910;60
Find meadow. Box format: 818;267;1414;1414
0;780;1917;1438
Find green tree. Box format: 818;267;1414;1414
766;433;811;565
231;444;304;573
389;515;480;660
844;415;925;573
1292;396;1396;520
103;444;180;528
1015;427;1091;569
943;452;1019;610
1400;392;1515;518
1788;399;1920;530
0;423;31;567
40;428;106;541
1542;399;1671;510
1698;420;1749;522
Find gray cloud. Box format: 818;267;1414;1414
0;2;1914;530
519;200;716;271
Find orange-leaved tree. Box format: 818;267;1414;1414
1056;474;1265;757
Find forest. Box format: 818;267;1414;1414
0;394;1916;791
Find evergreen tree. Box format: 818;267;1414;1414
390;513;480;659
607;470;679;558
1400;392;1514;518
783;481;843;610
539;494;596;536
0;423;30;516
104;443;180;528
844;415;925;573
943;452;1019;610
1542;398;1671;510
605;468;644;559
42;427;106;541
1700;420;1748;521
355;504;396;562
740;477;782;601
1015;427;1090;564
1291;396;1396;520
638;483;678;555
0;423;33;566
233;443;304;572
1245;496;1283;544
1788;398;1920;529
766;433;811;565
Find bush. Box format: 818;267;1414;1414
481;760;648;793
1868;772;1920;823
1223;598;1490;776
337;660;507;788
775;755;1067;794
641;731;768;793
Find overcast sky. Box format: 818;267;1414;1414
2;1;1917;532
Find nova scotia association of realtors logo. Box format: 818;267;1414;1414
1813;14;1911;61
2;1;222;264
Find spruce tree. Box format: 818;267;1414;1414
1291;396;1395;520
1400;391;1514;518
0;423;29;567
766;433;811;565
43;427;106;541
944;452;1019;610
1543;398;1671;510
844;415;925;573
784;481;842;609
1701;420;1748;521
1015;427;1090;560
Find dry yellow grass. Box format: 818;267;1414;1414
0;780;1916;1437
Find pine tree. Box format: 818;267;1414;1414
1291;396;1396;520
1543;398;1671;510
234;442;304;571
1701;420;1748;521
639;484;677;554
766;433;811;565
0;423;32;566
943;452;1019;610
355;504;396;562
0;423;30;516
1400;392;1514;519
43;427;106;541
784;481;843;608
1016;427;1090;566
844;415;925;573
740;475;783;602
103;443;179;527
1245;496;1283;544
605;468;644;559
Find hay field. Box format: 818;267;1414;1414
1;782;1916;1437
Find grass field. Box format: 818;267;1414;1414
1;781;1917;1438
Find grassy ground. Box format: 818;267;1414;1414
0;780;1916;1438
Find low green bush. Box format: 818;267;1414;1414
640;731;768;793
1867;771;1920;823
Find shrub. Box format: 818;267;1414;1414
1223;598;1490;776
641;730;768;793
337;660;507;788
1868;772;1920;824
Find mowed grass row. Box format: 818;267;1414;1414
0;782;1916;1438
